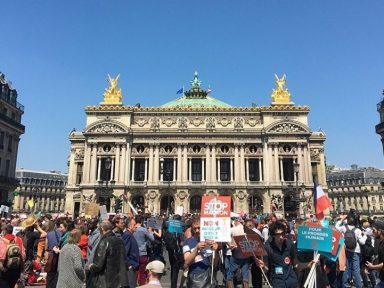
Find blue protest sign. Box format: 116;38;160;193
297;226;333;253
147;217;158;229
320;219;330;228
320;237;344;262
168;220;183;233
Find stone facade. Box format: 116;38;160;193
0;72;25;206
327;165;384;216
65;73;327;218
13;169;67;213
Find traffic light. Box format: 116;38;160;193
115;198;122;213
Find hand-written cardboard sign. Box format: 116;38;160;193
297;226;333;253
200;196;231;242
85;203;100;217
233;234;267;257
168;220;183;233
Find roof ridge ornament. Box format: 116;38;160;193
191;71;202;89
101;74;123;105
271;74;293;105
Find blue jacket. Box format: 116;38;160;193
122;230;140;269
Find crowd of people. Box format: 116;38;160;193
0;209;382;288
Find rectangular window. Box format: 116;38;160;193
100;158;112;181
248;159;260;181
191;159;202;181
5;160;10;177
283;158;294;181
134;159;145;181
76;163;83;184
7;135;12;152
220;159;231;181
0;132;4;149
162;159;174;181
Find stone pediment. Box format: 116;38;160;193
85;121;128;134
266;121;310;134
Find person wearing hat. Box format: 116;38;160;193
22;215;47;262
366;221;384;287
138;260;164;288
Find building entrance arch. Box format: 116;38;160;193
190;195;202;213
249;195;263;215
160;195;174;215
284;195;297;218
131;195;145;212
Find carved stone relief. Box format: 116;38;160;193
88;123;125;134
74;149;84;160
191;117;204;127
162;117;176;127
178;117;188;130
269;123;307;133
150;117;160;131
218;118;231;127
245;117;261;127
135;118;149;127
206;117;216;130
233;117;244;129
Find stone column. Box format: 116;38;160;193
188;158;192;182
173;158;177;181
279;158;284;181
115;145;121;183
110;158;115;181
131;159;135;181
304;145;311;183
148;145;154;183
259;159;263;181
154;145;160;182
83;144;92;183
119;144;126;183
205;145;211;182
177;144;182;182
183;145;188;182
97;157;101;182
245;158;249;182
230;158;234;182
234;145;239;182
274;145;279;182
217;158;221;182
240;145;245;181
144;158;148;181
212;145;216;182
91;145;98;183
126;143;131;185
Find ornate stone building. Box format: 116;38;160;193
65;72;327;217
327;165;384;216
0;72;25;206
13;169;67;213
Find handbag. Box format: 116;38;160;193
187;267;214;288
45;231;60;273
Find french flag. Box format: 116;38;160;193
314;183;332;220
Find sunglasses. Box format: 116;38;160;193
193;227;200;231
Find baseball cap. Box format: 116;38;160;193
146;260;165;274
373;221;384;231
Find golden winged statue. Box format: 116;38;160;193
271;74;292;105
101;74;123;105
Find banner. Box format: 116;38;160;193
85;203;100;217
147;217;158;229
297;226;333;253
99;205;108;220
200;196;231;242
168;220;183;233
233;234;267;257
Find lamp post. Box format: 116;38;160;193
293;162;300;216
97;157;114;212
160;159;172;216
364;188;370;216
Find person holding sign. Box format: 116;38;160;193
183;217;218;288
255;220;299;288
365;220;384;288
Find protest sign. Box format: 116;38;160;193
331;230;342;256
176;206;184;216
147;217;158;229
99;205;108;220
85;203;100;217
168;220;183;233
233;234;267;257
200;196;231;242
297;226;333;253
13;226;23;236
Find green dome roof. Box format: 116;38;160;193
161;71;232;108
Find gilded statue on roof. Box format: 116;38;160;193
271;74;292;105
102;74;123;105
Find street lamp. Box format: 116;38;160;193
293;162;300;216
160;159;172;216
364;187;370;216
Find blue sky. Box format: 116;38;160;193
1;1;384;172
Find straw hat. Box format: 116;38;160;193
21;215;37;228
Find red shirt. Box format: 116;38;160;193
78;234;88;260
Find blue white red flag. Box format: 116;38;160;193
313;183;332;220
176;88;184;94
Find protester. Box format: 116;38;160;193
0;224;26;288
122;217;140;288
56;229;85;288
138;260;165;288
88;220;128;288
134;215;155;286
45;218;63;288
366;220;384;288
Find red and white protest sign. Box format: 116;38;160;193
331;230;342;256
200;196;231;242
233;234;267;257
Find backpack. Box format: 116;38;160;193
164;231;179;252
5;238;22;269
344;225;357;250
